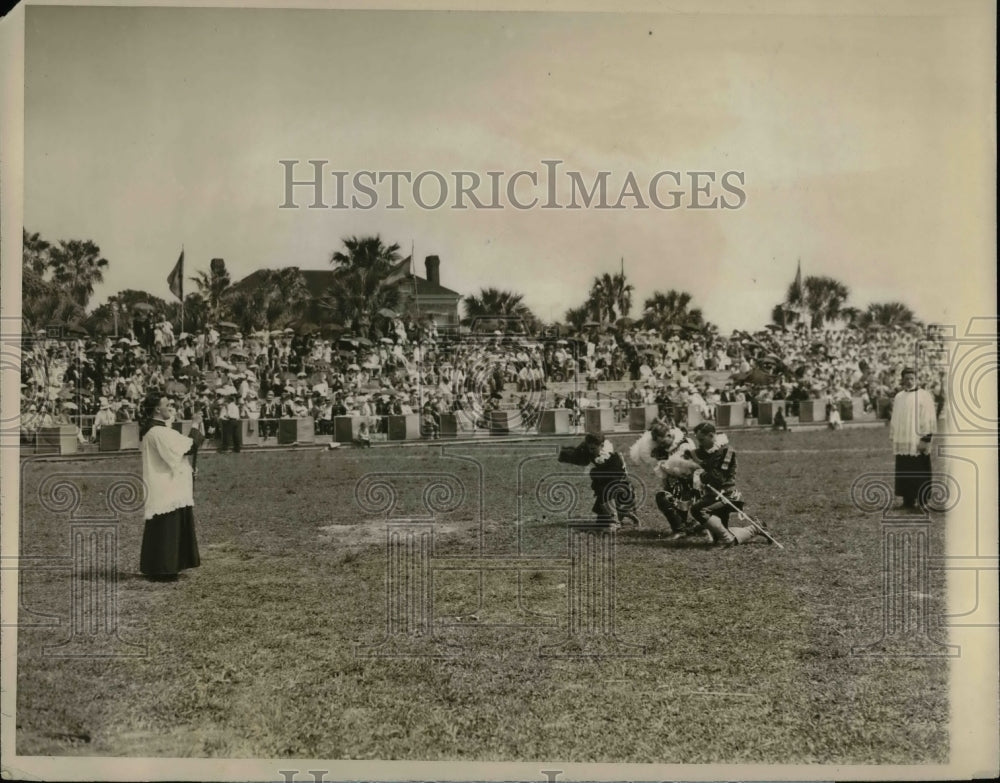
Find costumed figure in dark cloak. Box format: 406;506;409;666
559;433;643;528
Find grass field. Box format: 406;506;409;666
15;426;949;763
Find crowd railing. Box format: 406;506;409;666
19;391;890;456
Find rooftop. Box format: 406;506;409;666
239;269;461;300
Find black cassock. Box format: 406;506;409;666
895;453;932;507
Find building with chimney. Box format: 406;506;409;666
234;255;461;330
395;255;461;328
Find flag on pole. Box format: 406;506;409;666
380;256;411;288
167;251;184;301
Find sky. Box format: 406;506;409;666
21;2;996;333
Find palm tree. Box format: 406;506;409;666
838;306;862;328
771;265;805;330
22;232;88;331
191;259;232;322
22;242;50;301
463;287;536;332
770;303;798;330
225;287;267;332
263;267;310;328
23;261;83;331
324;235;404;333
23;229;51;277
859;301;917;329
165;293;208;334
22;282;84;333
331;235;403;272
588;271;634;323
641;289;704;332
47;239;109;308
564;304;592;333
803;276;850;328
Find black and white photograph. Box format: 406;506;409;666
1;1;996;780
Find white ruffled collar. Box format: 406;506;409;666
593;439;615;465
704;433;729;453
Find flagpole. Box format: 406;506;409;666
411;241;418;314
412;240;422;411
180;245;185;334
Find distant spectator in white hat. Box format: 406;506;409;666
92;397;117;442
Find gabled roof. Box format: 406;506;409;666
400;274;461;299
237;269;460;299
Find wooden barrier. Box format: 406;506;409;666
240;418;261;446
438;413;460;437
388;414;421;440
99;422;140;452
172;420;194;437
584;407;614;434
539;409;571;434
277;417;315;445
836;398;862;422
756;401;778;426
438;411;475;437
715;402;746;428
798;398;828;424
334;415;363;443
488;410;520;435
35;426;79;455
628;405;659;431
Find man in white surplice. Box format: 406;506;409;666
889;367;937;511
139;395;201;579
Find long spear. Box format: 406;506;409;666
706;484;785;549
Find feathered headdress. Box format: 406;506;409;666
655;438;700;479
628;431;657;468
629;426;688;469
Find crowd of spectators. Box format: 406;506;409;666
19;310;948;444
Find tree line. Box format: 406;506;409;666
21;228;919;338
772;273;919;330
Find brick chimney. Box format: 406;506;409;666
424;255;440;287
